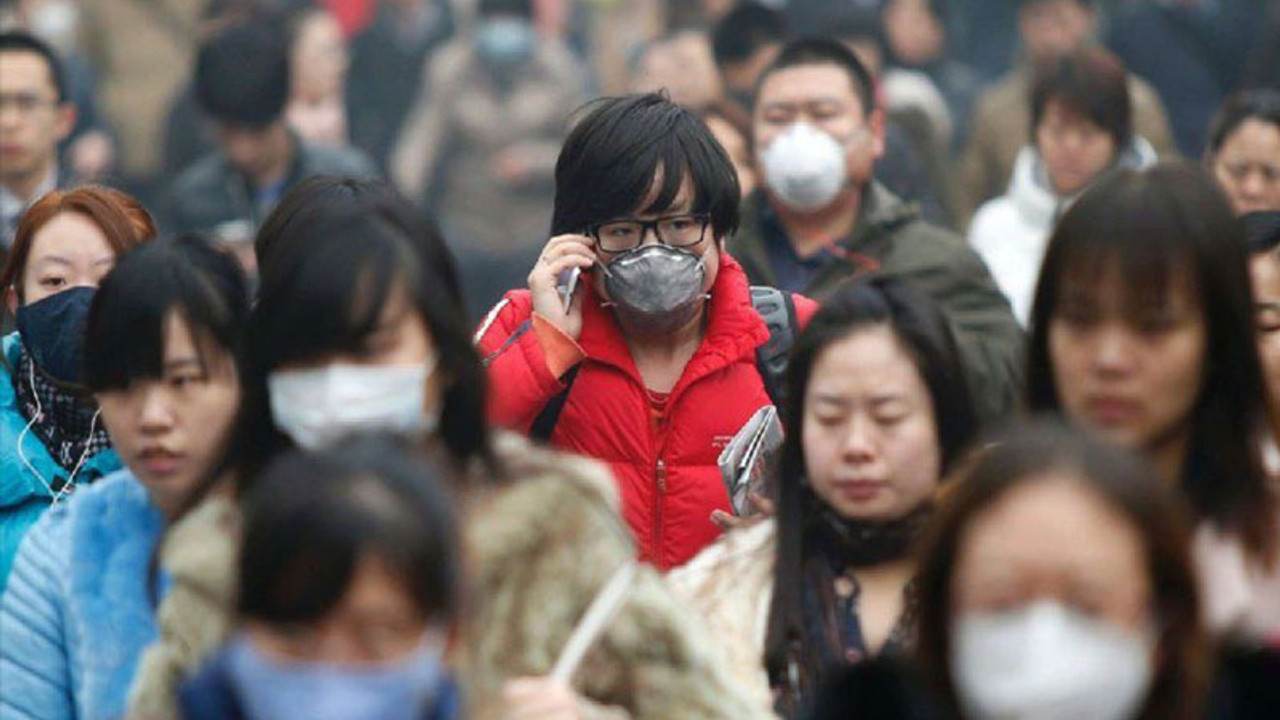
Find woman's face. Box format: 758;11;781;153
277;284;442;413
1250;252;1280;421
291;11;347;101
97;312;241;517
13;211;115;308
1212;119;1280;215
247;552;433;665
1048;262;1207;455
802;325;942;521
951;474;1153;633
1036;99;1118;197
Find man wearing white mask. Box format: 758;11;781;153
729;37;1023;425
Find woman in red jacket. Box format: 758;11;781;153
478;93;816;570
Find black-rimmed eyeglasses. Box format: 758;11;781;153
588;214;711;253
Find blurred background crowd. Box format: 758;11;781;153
1;0;1276;316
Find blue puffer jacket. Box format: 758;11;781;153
0;470;164;720
0;332;122;593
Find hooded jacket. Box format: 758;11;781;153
0;332;122;593
477;255;817;569
728;184;1023;426
0;470;163;720
968;137;1158;326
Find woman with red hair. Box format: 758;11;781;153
0;185;153;592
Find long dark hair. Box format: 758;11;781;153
764;276;978;710
1027;162;1277;565
914;420;1211;720
234;177;493;489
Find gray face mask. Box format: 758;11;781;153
604;245;708;336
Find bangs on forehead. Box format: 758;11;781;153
256;216;418;365
1047;180;1207;319
638;161;696;216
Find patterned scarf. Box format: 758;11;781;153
11;344;111;471
809;501;935;568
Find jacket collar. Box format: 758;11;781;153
575;252;770;399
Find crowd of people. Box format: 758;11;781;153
0;0;1278;719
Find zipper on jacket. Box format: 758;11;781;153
653;458;667;566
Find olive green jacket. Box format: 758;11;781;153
727;184;1025;425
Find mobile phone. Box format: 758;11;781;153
557;267;581;312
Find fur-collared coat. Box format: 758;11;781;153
125;433;768;720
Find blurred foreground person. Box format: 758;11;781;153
179;438;462;720
672;277;978;718
1027;163;1280;640
1;236;248;720
0;186;152;591
127;178;766;720
1206;90;1280;216
968;46;1155;326
478;92;819;569
813;421;1213;720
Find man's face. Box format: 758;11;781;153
1020;0;1095;64
0;49;73;185
216;121;287;181
752;63;885;199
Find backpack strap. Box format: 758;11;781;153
750;286;798;409
529;364;580;443
529;287;797;442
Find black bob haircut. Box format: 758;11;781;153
1243;211;1280;255
756;37;877;121
0;30;67;103
1027;162;1276;565
551;93;741;240
1206;89;1280;158
1031;46;1132;150
84;235;250;393
238;435;460;625
195;20;290;127
243;177;492;481
764;275;978;702
712;1;788;67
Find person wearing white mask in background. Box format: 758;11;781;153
728;37;1023;427
809;421;1219;720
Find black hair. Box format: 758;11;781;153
84;235;250;393
0;30;66;103
195;20;290;127
478;0;532;17
1031;45;1132;150
711;1;788;67
1243;211;1280;255
764;276;978;707
239;177;492;484
1027;162;1277;565
1206;89;1280;158
1016;0;1094;9
551;93;740;239
756;36;877;119
238;435;460;624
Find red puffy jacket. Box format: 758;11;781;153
477;255;816;569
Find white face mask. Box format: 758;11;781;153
759;122;849;211
951;601;1156;720
268;357;439;451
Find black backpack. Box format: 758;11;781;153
529;286;798;442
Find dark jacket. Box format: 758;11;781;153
728;185;1024;425
347;0;455;171
177;646;463;720
166;132;377;237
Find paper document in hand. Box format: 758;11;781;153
717;405;783;516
